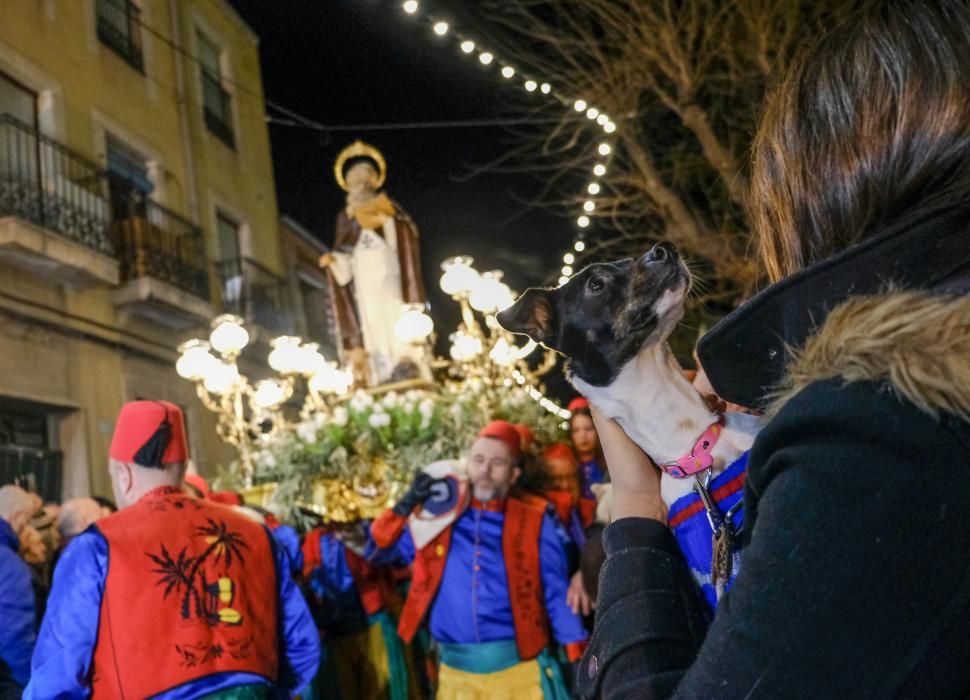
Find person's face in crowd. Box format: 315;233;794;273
466;437;521;501
345;162;379;200
18;524;47;565
545;456;581;504
571;413;599;459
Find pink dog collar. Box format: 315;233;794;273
659;416;725;479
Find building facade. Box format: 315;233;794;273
0;0;291;500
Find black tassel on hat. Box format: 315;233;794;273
133;417;172;468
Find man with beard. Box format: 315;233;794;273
370;420;587;699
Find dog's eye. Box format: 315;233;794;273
587;277;605;294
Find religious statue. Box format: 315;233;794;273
320;141;428;386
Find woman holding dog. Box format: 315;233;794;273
578;1;970;698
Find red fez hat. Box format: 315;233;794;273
543;442;578;466
477;420;522;460
109;401;188;468
567;397;590;413
512;423;535;449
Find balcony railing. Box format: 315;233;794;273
216;257;291;333
0;445;62;503
110;184;210;299
202;72;235;148
96;0;144;72
0;115;114;256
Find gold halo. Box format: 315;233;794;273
334;140;387;192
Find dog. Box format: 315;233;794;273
497;242;760;508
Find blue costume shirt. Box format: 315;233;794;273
272;523;304;578
25;523;319;699
377;502;586;647
0;518;35;687
580;459;606;500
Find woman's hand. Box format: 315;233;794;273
589;405;667;523
567;570;594;616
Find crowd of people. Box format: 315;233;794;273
0;396;612;698
3;0;970;697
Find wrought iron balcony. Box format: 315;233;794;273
0;115;118;285
0;115;114;256
216;256;292;333
110;185;209;299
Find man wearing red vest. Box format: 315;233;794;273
370;420;587;699
25;401;319;699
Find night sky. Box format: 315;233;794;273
229;0;578;397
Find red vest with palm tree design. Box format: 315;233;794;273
91;487;278;697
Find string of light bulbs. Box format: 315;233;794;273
399;1;615;290
511;369;573;423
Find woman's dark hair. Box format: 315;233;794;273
752;0;970;282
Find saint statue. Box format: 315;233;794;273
319;141;427;385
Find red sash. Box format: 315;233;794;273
383;494;549;659
91;488;278;697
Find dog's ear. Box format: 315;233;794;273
496;288;559;348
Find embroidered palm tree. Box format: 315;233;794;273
195;518;249;568
147;518;249;622
147;544;203;619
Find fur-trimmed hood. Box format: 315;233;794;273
770;291;970;421
699;206;970;409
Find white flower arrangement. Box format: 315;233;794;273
252;379;567;514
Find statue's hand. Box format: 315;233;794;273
318;253;335;268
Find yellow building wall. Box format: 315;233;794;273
0;0;277;497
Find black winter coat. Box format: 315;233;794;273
577;207;970;699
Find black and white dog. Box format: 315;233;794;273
497;243;759;508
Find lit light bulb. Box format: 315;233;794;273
563;253;575;264
253;379;287;409
577;215;590;228
596;113;609;125
439;256;479;296
540;82;551;94
587;182;601;195
268;336;305;375
460;40;475;53
395;303;434;343
433;21;448;35
573;99;587;112
558;275;569;286
604;121;616;133
575;240;587;252
524;80;537;92
209;314;249;355
402;0;418;14
586;107;599;120
501;66;515;78
562;265;573;276
479;52;493;65
469;270;514;313
583;201;595;212
176;339;217;381
598;142;612;155
203;361;240;396
593;163;606;176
